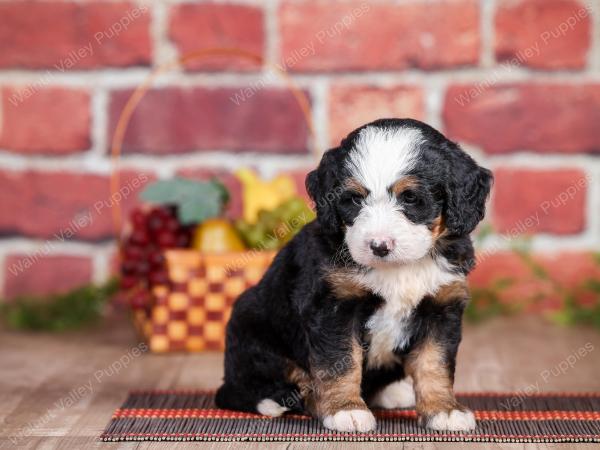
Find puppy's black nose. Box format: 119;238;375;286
369;240;390;257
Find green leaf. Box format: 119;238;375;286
178;191;222;225
140;177;227;224
140;178;189;204
210;178;230;206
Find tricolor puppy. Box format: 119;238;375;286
216;118;492;432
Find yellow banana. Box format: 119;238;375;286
235;168;297;223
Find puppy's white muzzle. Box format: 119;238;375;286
346;199;433;266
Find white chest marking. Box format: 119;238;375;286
357;257;463;369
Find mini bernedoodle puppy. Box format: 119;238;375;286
216;118;493;432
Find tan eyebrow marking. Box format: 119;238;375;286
391;176;419;195
344;178;368;197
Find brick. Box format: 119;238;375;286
492;168;587;235
0;170;154;240
444;84;600;154
4;254;92;299
108;87;310;154
0;2;151;69
328;85;424;145
168;4;263;71
278;0;479;72
495;0;591;69
0;87;90;154
470;251;528;288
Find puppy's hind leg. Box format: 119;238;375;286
216;380;300;417
215;329;303;415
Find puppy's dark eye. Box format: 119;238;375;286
341;192;364;207
401;190;418;204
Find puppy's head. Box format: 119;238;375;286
306;118;492;268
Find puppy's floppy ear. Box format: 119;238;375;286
442;142;493;237
306;148;345;234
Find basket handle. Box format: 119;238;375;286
110;47;319;241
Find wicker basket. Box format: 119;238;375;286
114;48;315;354
133;249;275;352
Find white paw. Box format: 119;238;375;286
370;378;415;409
256;399;289;417
427;409;476;431
323;409;376;433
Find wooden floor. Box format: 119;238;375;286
1;314;599;449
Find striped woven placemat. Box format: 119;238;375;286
101;390;600;442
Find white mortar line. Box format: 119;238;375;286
0;0;269;3
0;151;315;172
480;0;496;68
478;231;598;254
0;238;117;257
486;153;600;169
151;0;179;68
0;151;113;173
424;78;444;130
310;76;330;155
264;0;279;67
90;88;109;159
92;243;118;285
5;66;600;88
149;0;270;5
586;165;600;248
586;0;600;72
527;233;599;253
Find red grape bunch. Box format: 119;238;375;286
120;206;192;309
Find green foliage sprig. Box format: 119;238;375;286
0;279;119;331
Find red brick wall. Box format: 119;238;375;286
0;0;598;299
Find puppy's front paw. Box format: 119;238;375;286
323;409;376;432
425;408;476;431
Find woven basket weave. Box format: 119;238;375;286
133;249;275;352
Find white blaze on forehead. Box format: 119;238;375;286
346;126;423;195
